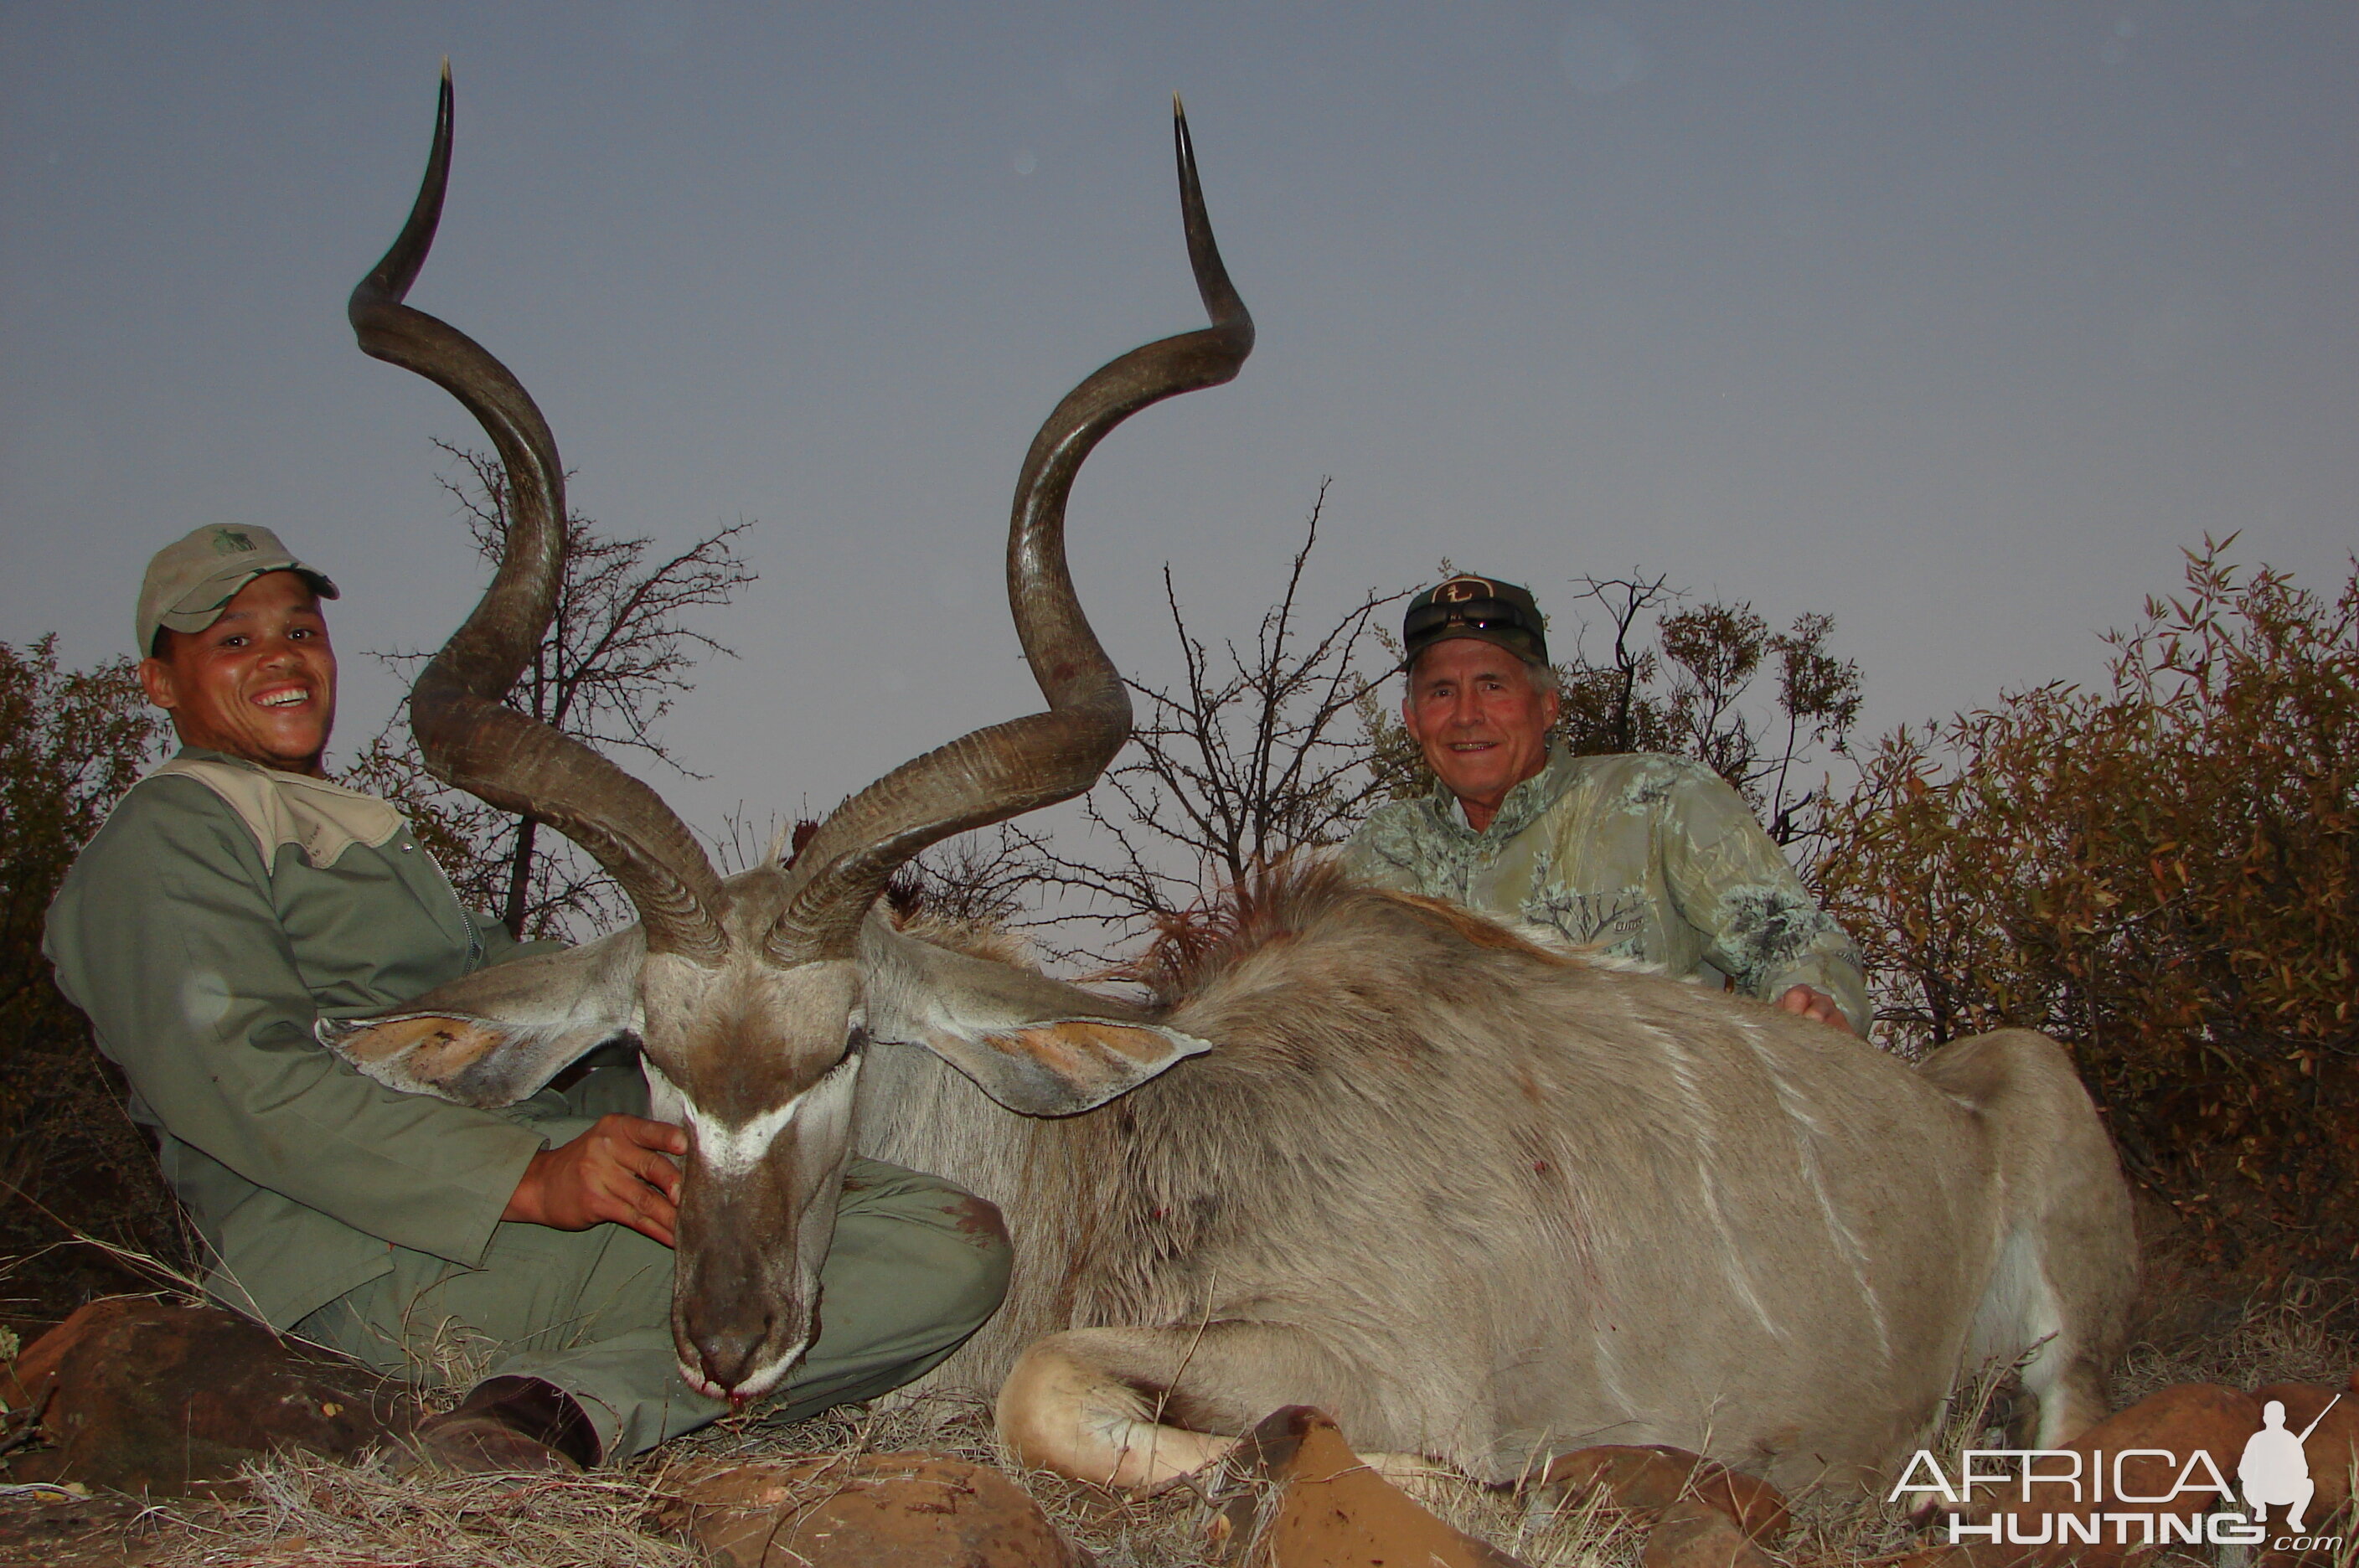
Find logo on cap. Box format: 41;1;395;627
1435;577;1494;604
211;529;256;555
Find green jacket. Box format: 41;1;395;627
44;747;594;1328
1340;747;1869;1031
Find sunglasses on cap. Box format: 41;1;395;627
1402;597;1546;647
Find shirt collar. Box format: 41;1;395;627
177;744;301;779
173;745;389;808
1426;743;1576;843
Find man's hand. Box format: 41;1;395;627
503;1114;687;1247
1776;985;1856;1034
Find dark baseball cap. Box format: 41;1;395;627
1401;574;1547;668
136;525;338;658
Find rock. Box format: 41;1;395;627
1536;1445;1789;1542
653;1452;1091;1568
1640;1498;1777;1568
2253;1374;2359;1522
1207;1405;1533;1568
2057;1381;2263;1513
1;1299;400;1495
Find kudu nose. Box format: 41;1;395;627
694;1313;777;1396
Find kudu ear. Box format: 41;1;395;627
857;918;1208;1117
317;926;646;1108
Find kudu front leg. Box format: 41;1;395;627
999;1323;1428;1494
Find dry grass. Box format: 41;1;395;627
2116;1274;2359;1403
129;1460;699;1568
1349;1470;1645;1566
29;1282;2359;1568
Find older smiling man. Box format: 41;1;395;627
1341;574;1867;1033
44;525;1009;1472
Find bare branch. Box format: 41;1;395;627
350;444;755;940
1024;482;1407;959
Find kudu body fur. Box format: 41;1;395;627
328;75;2138;1493
853;874;2136;1493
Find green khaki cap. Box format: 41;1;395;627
1401;573;1548;668
136;525;339;658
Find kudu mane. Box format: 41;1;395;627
1128;859;1576;1008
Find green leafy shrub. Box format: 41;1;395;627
0;637;182;1318
1819;544;2358;1269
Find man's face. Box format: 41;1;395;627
140;570;338;775
1401;637;1560;828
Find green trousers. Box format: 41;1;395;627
297;1151;1011;1460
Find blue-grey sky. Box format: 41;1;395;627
5;3;2353;841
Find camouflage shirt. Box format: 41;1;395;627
1339;747;1868;1030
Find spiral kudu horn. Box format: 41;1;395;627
350;67;729;962
766;100;1254;965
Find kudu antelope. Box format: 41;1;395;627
329;80;2139;1493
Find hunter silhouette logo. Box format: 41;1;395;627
1892;1397;2346;1555
2243;1395;2337;1534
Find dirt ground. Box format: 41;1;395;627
0;1493;164;1568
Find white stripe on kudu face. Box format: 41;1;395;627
643;1055;861;1178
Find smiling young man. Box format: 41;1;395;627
135;561;340;772
1340;574;1867;1034
44;525;1009;1471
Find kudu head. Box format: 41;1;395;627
341;69;1251;1400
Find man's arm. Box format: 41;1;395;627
1654;765;1870;1034
384;908;687;1244
47;782;565;1266
474;918;569;968
1333;832;1391;886
1334;802;1440;897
